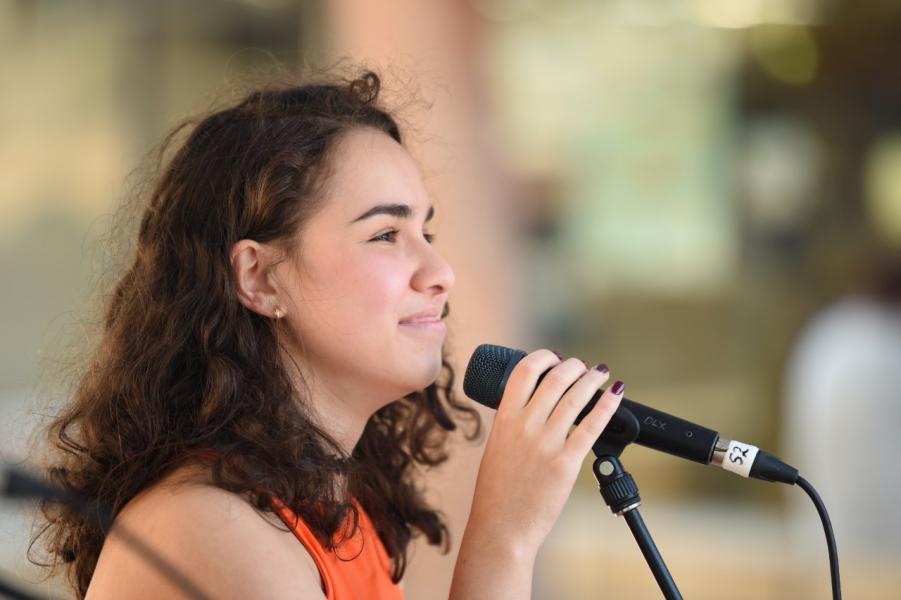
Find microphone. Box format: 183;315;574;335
463;344;799;485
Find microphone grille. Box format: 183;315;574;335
463;344;524;409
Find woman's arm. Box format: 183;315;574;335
85;482;325;600
450;521;536;598
449;349;623;599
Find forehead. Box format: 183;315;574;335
322;128;427;220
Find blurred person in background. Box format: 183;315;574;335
29;67;624;600
782;249;901;560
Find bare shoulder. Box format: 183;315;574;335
85;464;324;600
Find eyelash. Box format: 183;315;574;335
371;229;436;244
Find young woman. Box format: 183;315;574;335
34;69;624;599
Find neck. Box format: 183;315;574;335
308;382;372;457
280;349;374;457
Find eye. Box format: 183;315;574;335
371;229;399;243
371;229;436;244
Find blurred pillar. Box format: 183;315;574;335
320;2;523;597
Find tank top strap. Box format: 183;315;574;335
270;498;339;597
270;497;403;600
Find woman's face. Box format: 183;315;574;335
276;127;455;416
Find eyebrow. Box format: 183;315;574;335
349;203;434;225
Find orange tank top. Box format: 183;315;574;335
270;498;404;600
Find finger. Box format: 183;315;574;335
543;364;610;440
522;358;587;426
497;349;561;414
563;381;624;458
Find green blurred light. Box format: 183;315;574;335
865;135;901;248
749;25;818;85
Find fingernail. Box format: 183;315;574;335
611;380;625;395
594;363;609;374
552;350;563;360
580;358;589;368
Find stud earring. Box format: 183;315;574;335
274;307;284;320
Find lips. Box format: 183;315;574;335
399;317;447;335
399;307;444;324
399;315;442;325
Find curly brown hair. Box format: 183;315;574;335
28;66;480;598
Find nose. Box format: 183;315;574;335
412;240;455;295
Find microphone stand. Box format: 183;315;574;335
591;409;683;600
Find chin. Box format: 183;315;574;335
399;355;444;395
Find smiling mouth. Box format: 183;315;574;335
399;317;441;324
399;320;447;333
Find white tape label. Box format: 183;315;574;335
722;440;759;478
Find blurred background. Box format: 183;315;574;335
2;0;900;598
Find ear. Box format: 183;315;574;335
230;239;284;319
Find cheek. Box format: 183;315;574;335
358;260;408;316
331;253;409;324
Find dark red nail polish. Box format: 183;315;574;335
611;380;625;395
594;363;609;374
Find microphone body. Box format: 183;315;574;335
464;344;798;485
586;398;717;465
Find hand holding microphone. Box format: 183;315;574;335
453;348;624;600
464;343;799;485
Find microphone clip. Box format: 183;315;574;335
592;404;641;459
591;406;642;515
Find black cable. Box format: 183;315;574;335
2;464;212;600
96;520;213;600
0;571;58;600
796;476;841;600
